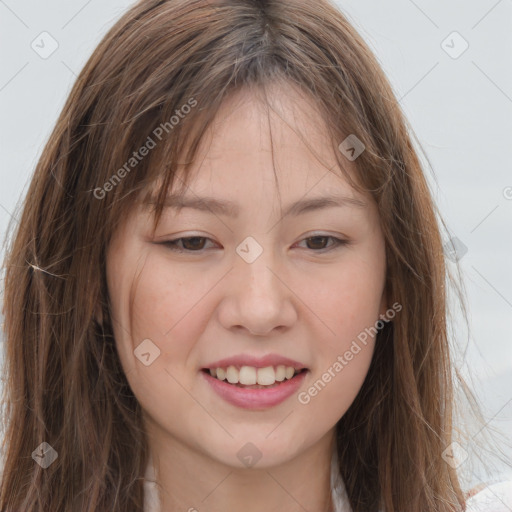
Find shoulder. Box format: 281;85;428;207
465;480;512;512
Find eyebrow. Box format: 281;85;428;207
147;192;367;218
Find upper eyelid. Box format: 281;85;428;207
160;234;348;250
162;232;346;242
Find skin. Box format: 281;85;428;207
106;83;388;512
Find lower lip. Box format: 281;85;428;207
201;370;308;409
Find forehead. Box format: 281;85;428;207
149;84;366;207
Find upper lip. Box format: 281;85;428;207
202;354;308;371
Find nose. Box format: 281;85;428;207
217;247;297;337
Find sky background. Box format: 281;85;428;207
1;0;511;488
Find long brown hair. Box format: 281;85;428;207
0;0;503;510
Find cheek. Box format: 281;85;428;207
305;253;385;341
107;254;214;420
297;345;374;432
113;254;215;372
297;250;384;412
296;264;380;420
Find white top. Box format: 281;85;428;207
143;451;512;512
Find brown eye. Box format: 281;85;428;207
158;235;348;254
161;237;214;253
305;236;330;250
180;237;208;251
296;235;348;252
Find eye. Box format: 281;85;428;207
294;235;349;252
160;236;215;252
157;234;349;254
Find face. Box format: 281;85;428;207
106;84;388;470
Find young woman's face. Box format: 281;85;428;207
106;85;388;470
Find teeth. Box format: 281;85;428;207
208;365;302;386
275;365;286;382
226;365;239;384
239;366;257;385
256;366;275;385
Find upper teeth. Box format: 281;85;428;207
209;365;299;385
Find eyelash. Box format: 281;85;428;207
158;234;349;254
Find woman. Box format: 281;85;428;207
1;0;511;510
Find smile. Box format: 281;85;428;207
203;365;305;387
200;367;308;409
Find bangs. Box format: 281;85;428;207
124;79;369;239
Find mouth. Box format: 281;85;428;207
200;364;309;409
200;365;308;390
